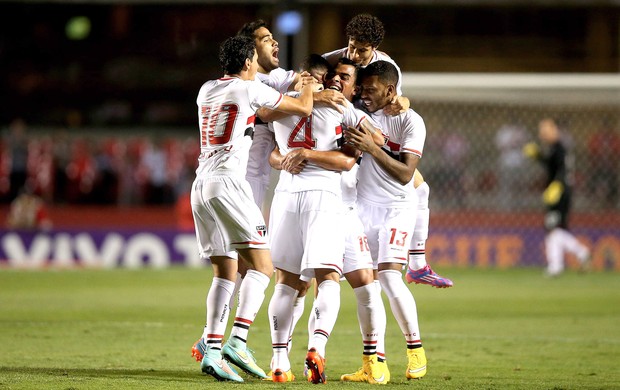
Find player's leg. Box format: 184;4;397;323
301;191;345;384
219;248;271;379
202;179;272;379
305;269;340;384
405;178;453;288
377;207;427;380
341;268;389;384
267;190;305;381
268;269;304;382
379;263;427;380
340;207;389;384
190;179;244;381
556;201;590;270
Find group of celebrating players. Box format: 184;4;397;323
188;14;453;385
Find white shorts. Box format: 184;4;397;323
269;190;344;280
343;206;374;274
191;176;269;260
357;199;416;267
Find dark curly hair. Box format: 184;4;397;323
219;35;255;75
237;19;268;39
345;14;385;48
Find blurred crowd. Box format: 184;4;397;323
1;118;199;207
2;115;619;213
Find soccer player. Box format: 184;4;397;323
238;19;346;209
267;58;389;384
344;60;428;380
323;14;452;287
190;35;314;382
264;58;380;384
523;118;590;277
322;13;407;115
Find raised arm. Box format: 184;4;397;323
275;81;315;117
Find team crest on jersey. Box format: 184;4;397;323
256;225;267;237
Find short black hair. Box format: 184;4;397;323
237;19;268;39
334;57;360;80
345;14;385;48
358;60;399;86
300;54;331;73
219;35;255;75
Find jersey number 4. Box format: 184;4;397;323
288;115;317;149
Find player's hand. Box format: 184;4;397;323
344;125;377;154
281;149;308;174
313;89;346;113
298;71;317;88
522;142;540;159
383;95;410;116
542;180;564;205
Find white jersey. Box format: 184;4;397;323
356;109;426;207
256;67;297;93
322;47;403;95
195;77;283;180
271;100;368;195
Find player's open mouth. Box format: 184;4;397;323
272;49;279;59
327;85;341;92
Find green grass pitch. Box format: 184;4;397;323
1;267;619;389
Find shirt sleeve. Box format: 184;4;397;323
248;80;284;111
399;110;426;158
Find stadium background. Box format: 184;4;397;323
0;0;619;270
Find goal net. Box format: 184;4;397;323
402;73;620;214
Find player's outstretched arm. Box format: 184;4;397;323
276;81;315;117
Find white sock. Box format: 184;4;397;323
307;299;316;350
310;280;340;357
545;228;564;275
374;280;387;361
229;272;242;309
230;270;270;344
289;295;306;353
204;277;236;354
379;269;422;348
409;183;430;271
354;284;383;356
268;284;298;371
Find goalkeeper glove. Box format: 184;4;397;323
522;142;540;159
542;180;564;206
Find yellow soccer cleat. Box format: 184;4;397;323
340;366;367;382
405;347;427;380
377;360;390;383
365;354;389;385
341;355;389;385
